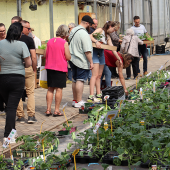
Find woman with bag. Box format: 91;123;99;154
88;21;122;102
0;22;32;141
44;25;71;116
120;28;143;79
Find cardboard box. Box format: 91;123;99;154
92;43;117;51
36;49;45;55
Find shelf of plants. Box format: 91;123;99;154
1;69;170;170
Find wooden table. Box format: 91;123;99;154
143;40;154;55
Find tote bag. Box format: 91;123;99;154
39;66;48;89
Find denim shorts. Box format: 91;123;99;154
92;48;105;65
69;62;90;82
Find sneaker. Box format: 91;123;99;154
87;95;95;103
66;80;72;84
27;116;37;124
125;77;131;80
74;100;86;108
0;111;5;116
16;117;26;123
143;71;148;76
72;100;77;107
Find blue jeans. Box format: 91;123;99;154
68;68;72;81
138;44;148;73
88;70;92;82
101;65;111;87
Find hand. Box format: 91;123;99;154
95;41;101;49
125;90;128;96
90;62;94;70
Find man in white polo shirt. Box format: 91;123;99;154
131;16;149;76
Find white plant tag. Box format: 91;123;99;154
146;72;152;77
107;166;112;170
93;115;105;134
62;102;67;110
104;95;110;101
159;65;163;70
153;82;156;93
140;88;143;100
88;144;92;151
97;106;104;112
3;129;16;148
90;122;93;127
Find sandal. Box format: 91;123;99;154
45;110;52;116
53;111;64;117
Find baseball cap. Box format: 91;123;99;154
82;15;94;24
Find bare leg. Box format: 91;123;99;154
46;87;55;112
55;88;63;112
76;81;84;102
96;65;104;95
90;63;99;95
72;82;77;101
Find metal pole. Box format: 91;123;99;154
157;0;160;45
94;0;97;19
74;0;78;25
109;0;112;21
17;0;21;17
49;0;54;39
122;0;124;34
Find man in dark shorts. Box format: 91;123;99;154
69;15;94;108
16;20;37;124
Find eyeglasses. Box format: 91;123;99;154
24;26;31;31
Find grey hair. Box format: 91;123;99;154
126;28;134;36
68;23;76;28
56;25;69;37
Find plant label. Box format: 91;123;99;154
153;82;156;93
107;166;112;170
140;88;143;100
159;65;163;70
93;115;105;134
104;95;110;101
97;106;104;112
146;72;152;77
62;102;68;110
72;149;79;156
3;129;16;148
104;122;108;131
88;144;92;151
115;79;120;86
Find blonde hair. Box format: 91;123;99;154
56;25;69;37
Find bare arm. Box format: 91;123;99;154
64;42;71;61
85;51;94;70
30;49;37;72
107;36;123;66
116;60;128;95
24;56;32;68
90;28;103;48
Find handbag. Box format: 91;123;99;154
126;35;132;53
39;66;48;89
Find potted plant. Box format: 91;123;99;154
92;33;105;44
58;121;77;135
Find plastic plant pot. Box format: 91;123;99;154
58;130;70;135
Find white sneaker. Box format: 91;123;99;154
0;111;6;116
74;100;86;108
72;100;77;107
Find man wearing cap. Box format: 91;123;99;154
69;15;94;108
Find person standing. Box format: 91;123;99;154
88;18;98;85
0;23;6;114
45;25;71;116
0;22;32;142
16;20;37;124
109;21;122;78
67;23;76;84
120;28;143;79
69;15;94;108
131;16;148;76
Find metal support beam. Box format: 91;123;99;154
17;0;21;17
74;0;78;25
109;0;112;21
94;0;97;19
49;0;54;39
121;0;125;34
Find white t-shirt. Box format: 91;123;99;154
131;24;147;36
